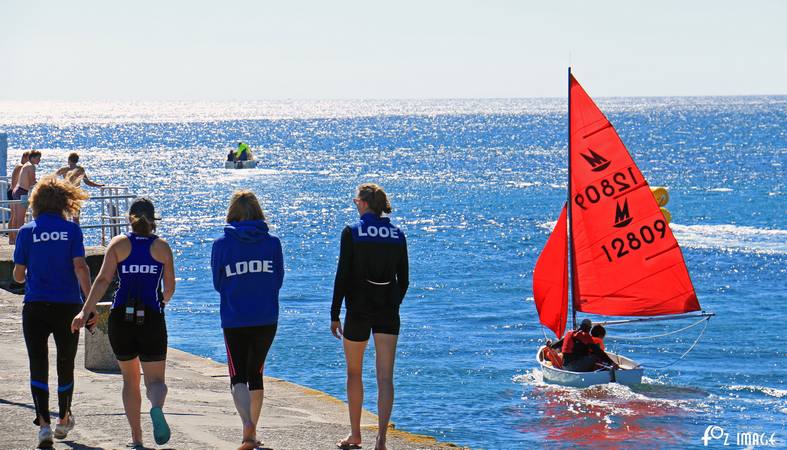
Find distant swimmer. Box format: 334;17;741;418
72;197;175;448
55;152;104;188
331;183;409;450
9;150;42;244
7;151;29;243
12;176;92;448
211;190;283;450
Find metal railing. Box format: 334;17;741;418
0;181;137;246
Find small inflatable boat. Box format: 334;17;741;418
225;160;258;169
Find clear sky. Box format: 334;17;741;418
1;0;785;100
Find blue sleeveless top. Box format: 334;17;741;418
113;232;164;311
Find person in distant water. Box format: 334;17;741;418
55;152;103;224
13;176;92;448
211;190;283;450
55;152;104;188
331;183;409;450
8;151;30;243
9;150;41;243
235;142;252;161
72;197;175;448
227;150;236;162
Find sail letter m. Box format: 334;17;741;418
581;149;611;172
613;199;633;228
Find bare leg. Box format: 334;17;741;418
341;338;368;446
118;358;143;444
8;203;24;244
141;360;167;408
373;333;398;450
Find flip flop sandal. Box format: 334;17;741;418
150;407;171;445
336;441;362;449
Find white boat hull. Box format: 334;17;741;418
225;160;258;169
537;346;644;388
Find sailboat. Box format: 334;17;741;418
532;69;713;388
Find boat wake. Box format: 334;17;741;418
513;369;703;447
514;369;702;413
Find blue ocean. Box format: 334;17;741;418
1;97;785;449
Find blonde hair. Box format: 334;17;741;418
358;183;392;216
29;175;89;219
226;190;265;223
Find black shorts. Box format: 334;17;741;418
223;324;277;390
343;306;400;342
108;307;167;362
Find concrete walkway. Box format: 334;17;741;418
0;289;460;450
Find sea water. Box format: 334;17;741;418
1;97;784;449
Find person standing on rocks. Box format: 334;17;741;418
331;183;409;450
211;190;284;450
72;197;176;448
13;175;92;448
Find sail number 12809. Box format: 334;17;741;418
601;219;667;262
574;167;638;210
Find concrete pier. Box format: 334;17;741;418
0;282;458;449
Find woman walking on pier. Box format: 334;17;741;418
72;197;176;448
13;176;92;448
211;190;284;450
331;183;409;450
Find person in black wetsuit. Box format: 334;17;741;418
13;176;92;448
331;183;408;450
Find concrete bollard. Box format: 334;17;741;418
84;301;119;372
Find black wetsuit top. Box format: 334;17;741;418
331;213;409;321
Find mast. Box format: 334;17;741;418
567;66;577;330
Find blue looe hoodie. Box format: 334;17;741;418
211;220;284;328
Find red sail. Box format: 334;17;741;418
569;74;700;316
533;205;568;337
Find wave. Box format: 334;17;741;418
727;385;787;399
671;223;787;255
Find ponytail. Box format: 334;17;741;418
358;183;392;216
130;214;155;236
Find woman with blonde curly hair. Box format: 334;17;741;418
13;175;93;448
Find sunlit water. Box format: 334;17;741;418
1;97;785;449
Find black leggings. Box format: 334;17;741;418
223;324;277;391
22;302;82;425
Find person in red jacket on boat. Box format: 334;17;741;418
561;319;618;372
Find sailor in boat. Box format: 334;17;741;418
235;142;253;161
590;324;606;351
561;319;619;372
